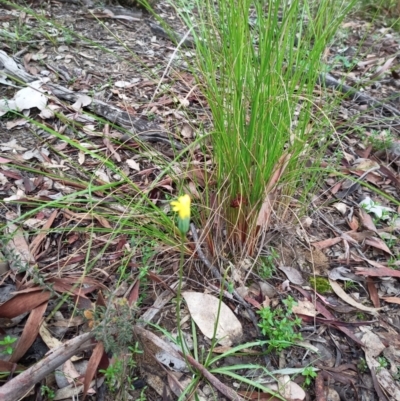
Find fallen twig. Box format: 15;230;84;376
0;331;95;401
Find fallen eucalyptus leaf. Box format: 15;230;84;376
329;280;380;315
182;292;243;346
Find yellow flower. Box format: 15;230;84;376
171;194;191;235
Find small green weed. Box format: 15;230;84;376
343;280;358;291
100;359;124;390
356;312;367;320
0;335;17;355
40;385;55;401
333;55;358;70
388;257;400;269
377;356;389;370
302;366;317;387
258;248;279;279
357;358;369;373
364;129;395;152
99;342;143;394
257;296;302;352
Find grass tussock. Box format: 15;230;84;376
178;0;357;255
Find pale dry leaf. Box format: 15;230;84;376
155;343;189;372
267;375;306;400
94;169;110;183
182;292;243;346
0;139;27;152
78;151;85;165
370;56;396;81
14;82;47;113
126;159;140;171
4;189;26;203
6;118;28;129
329;280;380;315
281;280;291;291
328;267;355;282
71;94;92;111
0;99;16;117
5;223;34;269
278;266;304;285
181;123;193;139
178;96;190;107
39;322;80;361
291;299;318;317
23;148;49;162
333;202;347;215
114;80;132;88
353;159;380;171
62;360;81;385
300;216;313;228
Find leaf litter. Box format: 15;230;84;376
0;1;400;401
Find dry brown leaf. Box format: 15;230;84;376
5;223;35;270
277;266;304;285
359;208;377;232
347;215;359;231
9;301;48;363
83;342;105;399
29;209;58;257
0;291;50;319
365;237;393;255
329;280;380;315
369;56;396;81
311;237;342;250
367;277;380;308
381;297;400;305
356;266;400;278
343;230;375;242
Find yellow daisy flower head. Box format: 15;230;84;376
170;194;191;235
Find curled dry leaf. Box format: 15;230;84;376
182;292;243;346
267;375;306;400
277;266;304;285
329;280;381;315
333;202;347;215
291;299;318;317
126;158;141;171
